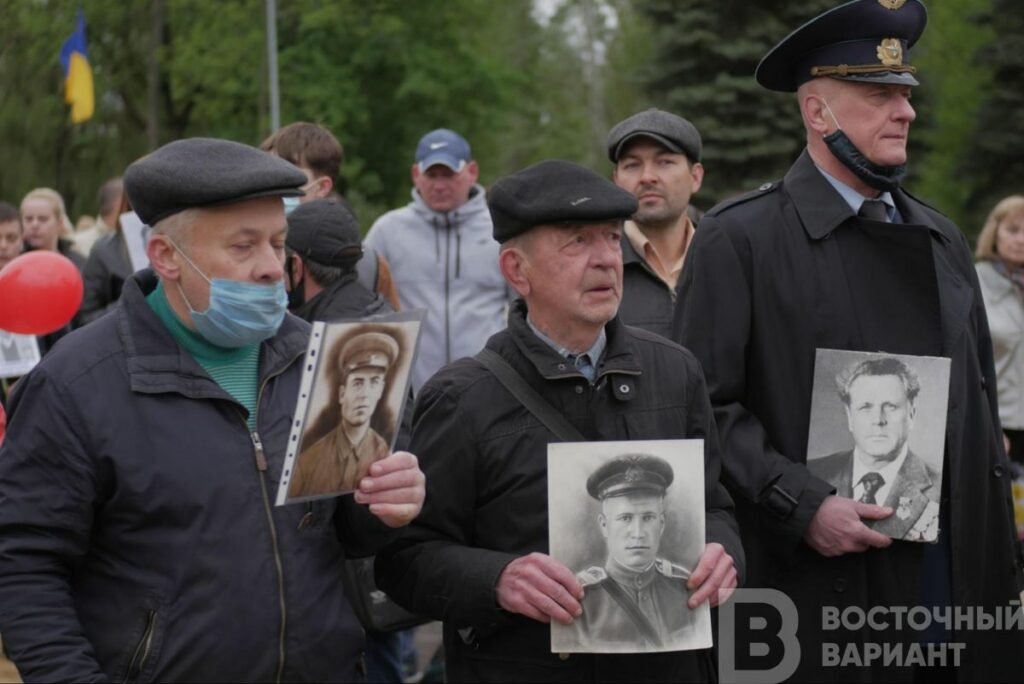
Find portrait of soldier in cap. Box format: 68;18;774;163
288;328;402;499
549;442;710;654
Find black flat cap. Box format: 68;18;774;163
756;0;927;93
124;137;307;225
607;109;702;163
587;454;674;500
488;159;638;243
286;198;363;268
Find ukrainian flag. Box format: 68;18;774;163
59;11;94;124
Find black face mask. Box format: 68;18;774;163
285;257;305;310
823;129;906;192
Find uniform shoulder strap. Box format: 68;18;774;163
474;348;584;442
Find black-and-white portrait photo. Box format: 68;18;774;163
276;312;423;505
548;440;711;654
806;349;952;543
0;331;41;379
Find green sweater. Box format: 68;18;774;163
147;281;260;430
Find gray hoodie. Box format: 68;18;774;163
365;185;509;391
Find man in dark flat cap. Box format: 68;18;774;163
564;454;697;652
673;1;1024;680
289;331;398;498
377;159;743;682
608;109;704;338
0;137;425;682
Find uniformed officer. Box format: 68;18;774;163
565;454;696;652
289;331;399;498
673;1;1024;680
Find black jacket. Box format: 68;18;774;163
618;237;677;340
0;270;392;682
674;151;1024;682
376;300;743;683
80;230;133;325
292;270;392;323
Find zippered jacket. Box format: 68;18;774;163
365;186;509;392
0;270;392;682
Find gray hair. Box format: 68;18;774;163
836;356;920;406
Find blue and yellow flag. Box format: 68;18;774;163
59;11;94;124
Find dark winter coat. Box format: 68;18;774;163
673;151;1024;682
617;237;678;340
376;300;743;683
0;270;392;682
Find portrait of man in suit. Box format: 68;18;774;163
562;453;698;652
808;356;941;542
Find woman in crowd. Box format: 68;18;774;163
976;195;1024;464
19;187;85;271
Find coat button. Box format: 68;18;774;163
619;384;630;393
993;464;1005;478
557;363;566;371
833;577;847;593
759;182;773;191
558;653;570;661
575;385;584;394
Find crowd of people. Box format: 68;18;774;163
1;1;1023;682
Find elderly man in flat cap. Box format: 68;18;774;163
0;138;425;682
673;1;1024;680
377;159;742;682
564;454;697;653
607;109;704;339
290;331;398;498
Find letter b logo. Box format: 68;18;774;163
719;589;800;683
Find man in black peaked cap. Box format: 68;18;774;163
673;1;1024;680
0;137;425;682
377;159;743;682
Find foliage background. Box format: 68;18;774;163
0;0;1017;238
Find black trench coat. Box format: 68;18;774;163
673;151;1024;682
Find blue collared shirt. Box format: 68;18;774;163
817;166;901;223
526;317;606;383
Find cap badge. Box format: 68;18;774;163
877;0;907;9
624;466;645;483
876;38;903;67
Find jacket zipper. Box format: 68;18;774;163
444;214;452;365
242;356;302;684
123;609;156;683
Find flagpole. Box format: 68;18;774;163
265;0;280;134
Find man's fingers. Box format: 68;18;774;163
686;543;723;590
368;503;421;527
359;462;425;494
854;502;893;520
355;485;424;506
534;555;584;600
368;451;418;476
710;568;739;608
528;590;576;625
688;553;733;608
860;527;893;549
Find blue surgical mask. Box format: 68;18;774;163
169;239;288;348
283;196;301;215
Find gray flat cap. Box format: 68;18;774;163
286;198;363;268
124;137;308;225
488;159;638;242
606;109;702;163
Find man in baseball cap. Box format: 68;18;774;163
607;109;705;338
0;137;426;682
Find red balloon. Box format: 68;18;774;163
0;251;84;335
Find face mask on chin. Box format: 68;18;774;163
168;238;288;348
818;98;906;192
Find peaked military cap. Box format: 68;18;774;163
124;137;308;226
338;332;399;377
488;159;638;243
587;454;674;500
606;109;702;164
756;0;928;93
286;198;363;268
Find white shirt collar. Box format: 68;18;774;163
817;165;897;220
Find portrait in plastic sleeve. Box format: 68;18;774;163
805;349;951;542
277;311;422;505
548;439;711;653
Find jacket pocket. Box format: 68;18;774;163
120;606;163;684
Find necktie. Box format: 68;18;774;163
857;472;885;504
859;199;890;222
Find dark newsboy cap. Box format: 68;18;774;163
587;454;674;501
606;109;702;164
124;137;307;225
756;0;927;93
488;159;638;243
286;198;363;268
